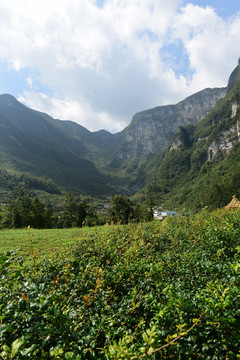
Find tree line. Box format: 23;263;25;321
0;187;153;229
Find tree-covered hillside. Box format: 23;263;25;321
0;95;116;199
139;68;240;211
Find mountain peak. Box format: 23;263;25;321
0;94;20;107
227;58;240;92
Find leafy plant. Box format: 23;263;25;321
0;210;239;358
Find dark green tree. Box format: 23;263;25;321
1;186;55;229
76;201;87;227
110;195;133;224
62;192;77;227
30;198;46;228
1;186;33;228
62;192;87;227
43;202;54;228
134;203;153;223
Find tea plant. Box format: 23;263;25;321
0;210;240;358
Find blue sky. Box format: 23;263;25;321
185;0;240;18
0;0;239;133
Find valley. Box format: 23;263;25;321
0;60;240;211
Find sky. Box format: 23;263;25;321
0;0;240;133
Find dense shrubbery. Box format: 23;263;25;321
0;210;239;359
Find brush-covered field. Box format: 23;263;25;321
0;210;240;359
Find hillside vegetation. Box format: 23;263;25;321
0;209;240;359
140;71;240;211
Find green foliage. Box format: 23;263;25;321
0;168;60;195
0;188;96;229
0;186;54;229
0;210;239;358
133;203;153;223
61;192;88;228
110;195;133;224
142;79;240;211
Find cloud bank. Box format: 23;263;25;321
0;0;240;132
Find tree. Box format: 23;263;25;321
30;198;45;228
134;203;153;223
1;186;55;229
1;186;33;228
110;195;133;224
62;192;87;228
43;202;54;228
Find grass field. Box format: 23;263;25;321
0;224;126;262
0;227;83;257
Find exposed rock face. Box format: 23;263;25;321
208;118;240;161
114;87;226;160
169;136;184;152
169;126;191;152
231;102;238;118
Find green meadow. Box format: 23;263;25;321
0;227;87;259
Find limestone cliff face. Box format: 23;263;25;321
114;87;226;160
169;136;185;152
169;126;191;152
208;103;240;161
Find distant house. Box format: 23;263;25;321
153;209;177;220
153;210;163;220
104;202;111;210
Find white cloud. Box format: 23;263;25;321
1;0;240;132
18;91;128;133
171;4;240;91
25;77;33;89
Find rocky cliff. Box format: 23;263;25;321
208;104;240;161
141;60;240;210
113;87;226;160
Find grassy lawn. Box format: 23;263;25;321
0;223;126;262
0;227;93;259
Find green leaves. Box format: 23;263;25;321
11;338;26;359
0;210;239;358
1;337;26;359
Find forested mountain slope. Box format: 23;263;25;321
140;60;240;210
0;94;114;197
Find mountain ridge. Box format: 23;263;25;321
0;59;239;208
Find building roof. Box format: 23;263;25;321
225;195;240;209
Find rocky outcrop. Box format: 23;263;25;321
208;118;240;161
169;136;185;152
114;87;226;160
169;126;191;151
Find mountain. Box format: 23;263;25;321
139;60;240;210
111;87;226;161
0;85;224;199
0;94;116;197
103;86;226;187
0;60;239;208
